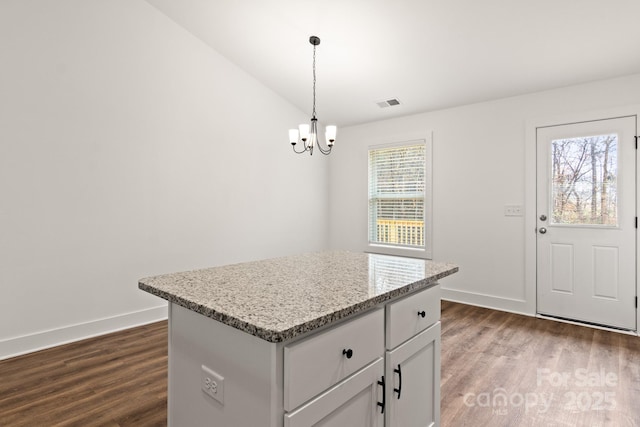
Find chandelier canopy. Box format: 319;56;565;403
289;36;336;156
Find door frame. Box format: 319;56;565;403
524;105;640;334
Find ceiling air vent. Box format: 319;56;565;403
376;98;401;108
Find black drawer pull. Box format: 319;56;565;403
377;375;385;413
394;364;402;399
342;348;353;359
418;310;426;318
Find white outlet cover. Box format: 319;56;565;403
201;365;224;404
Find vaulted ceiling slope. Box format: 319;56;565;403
145;0;640;126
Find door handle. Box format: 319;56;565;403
539;227;547;234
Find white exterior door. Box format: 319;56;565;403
536;116;637;330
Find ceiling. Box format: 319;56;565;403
145;0;640;127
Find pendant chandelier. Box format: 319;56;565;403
289;36;336;156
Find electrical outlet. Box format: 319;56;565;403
504;205;524;217
201;365;224;404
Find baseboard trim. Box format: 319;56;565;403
0;304;168;361
441;288;533;317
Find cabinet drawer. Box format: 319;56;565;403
284;308;384;412
385;284;440;350
284;358;384;427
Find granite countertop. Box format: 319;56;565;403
139;251;458;343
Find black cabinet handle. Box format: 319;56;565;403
377;375;385;413
418;310;426;318
394;364;402;399
342;348;353;359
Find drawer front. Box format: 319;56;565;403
284;358;384;427
385;284;440;350
284;308;384;412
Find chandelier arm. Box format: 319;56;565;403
292;138;311;154
316;143;332;155
292;144;309;154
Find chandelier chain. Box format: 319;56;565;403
312;43;317;118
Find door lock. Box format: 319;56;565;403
539;214;547;221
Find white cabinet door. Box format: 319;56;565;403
284;358;385;427
386;322;440;427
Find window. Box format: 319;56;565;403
368;138;431;258
550;134;618;226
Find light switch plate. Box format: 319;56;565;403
504;205;524;216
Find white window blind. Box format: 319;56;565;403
368;143;426;249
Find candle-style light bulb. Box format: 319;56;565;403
289;129;299;145
299;124;310;141
325;125;337;146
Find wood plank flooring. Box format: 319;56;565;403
0;322;168;426
440;301;640;427
1;302;639;426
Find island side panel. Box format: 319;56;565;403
169;303;284;427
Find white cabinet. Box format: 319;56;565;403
385;323;441;427
384;284;441;427
167;284;441;427
285;285;441;427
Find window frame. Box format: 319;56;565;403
366;133;433;259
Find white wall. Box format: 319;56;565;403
0;0;329;359
329;73;640;315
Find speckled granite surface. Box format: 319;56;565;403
139;251;458;343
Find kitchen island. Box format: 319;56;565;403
139;251;458;427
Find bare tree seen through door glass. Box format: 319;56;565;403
551;134;618;226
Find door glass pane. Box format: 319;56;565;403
551;134;618;226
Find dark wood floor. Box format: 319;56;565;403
441;301;640;427
0;322;168;426
1;302;639;426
